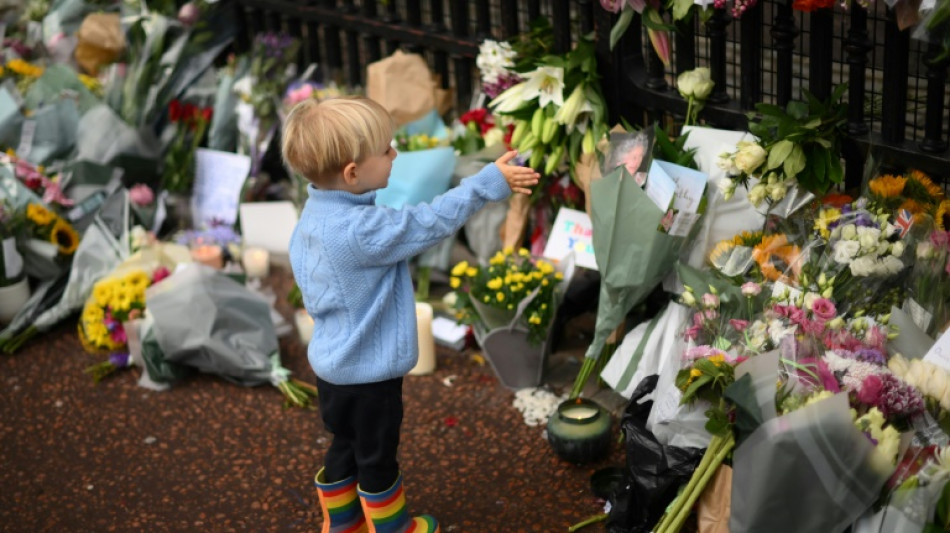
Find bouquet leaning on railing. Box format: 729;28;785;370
906;229;950;337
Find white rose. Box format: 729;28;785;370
677;67;714;100
850;256;875;276
840;224;857;240
832;240;860;263
716;154;740;176
881;256;904;275
482;127;505;147
734;142;767;174
890;241;904;258
940;378;950;411
747;183;768;206
767;180;787;202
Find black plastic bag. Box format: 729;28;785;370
607;375;704;533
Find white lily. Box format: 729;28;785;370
489;81;531;113
553;83;593;133
521;66;565;109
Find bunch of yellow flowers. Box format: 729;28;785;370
78;269;152;354
394;132;446;152
449;247;564;344
25;203;79;257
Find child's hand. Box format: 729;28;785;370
495;151;540;195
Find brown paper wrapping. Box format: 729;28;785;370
697;464;732;533
896;0;921;30
500;193;532;250
367;50;445;126
74;13;126;75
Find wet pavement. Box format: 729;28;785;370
0;264;628;533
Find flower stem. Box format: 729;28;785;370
657;432;735;533
415;266;431;302
568;513;608;532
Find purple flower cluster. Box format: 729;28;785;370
483;72;522;100
857;372;925;421
255;33;296;57
176;226;241;247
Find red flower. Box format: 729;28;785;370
169;100;182;123
792;0;834;11
503;123;515;150
201;107;213;123
460;108;487;126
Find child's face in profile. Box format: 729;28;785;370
354;142;398;192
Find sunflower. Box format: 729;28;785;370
49;219;79;255
905;170;944;201
26;203;55;226
124;270;150;292
899;198;928;215
752;234;802;282
868;174;906;199
708;239;737;266
937;200;950;232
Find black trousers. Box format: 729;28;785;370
315;376;403;493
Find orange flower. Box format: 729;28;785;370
907;170;944;198
899;198;928;215
753;234;802;282
868;174;906;199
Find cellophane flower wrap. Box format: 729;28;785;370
449;246;564;345
906;229;950;337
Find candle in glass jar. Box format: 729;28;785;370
560;404;599;421
242;247;270;278
295;309;314;344
409;302;436;375
190;244;223;269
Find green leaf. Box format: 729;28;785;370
786;100;808;120
683;375;713;402
935;480;950;529
811;146;828;187
767;139;794;171
609;9;634;51
827;154;844;184
672;0;693;21
783;144;806;178
802;117;822;129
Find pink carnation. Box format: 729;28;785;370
129;184;155;206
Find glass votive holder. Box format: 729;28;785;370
242;246;270;278
546;397;612;464
190;242;223;269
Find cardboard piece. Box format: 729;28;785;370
239;201;299;254
543;208;597;270
366;50;450;126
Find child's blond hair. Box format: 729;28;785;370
281;96;395;185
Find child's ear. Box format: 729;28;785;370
342;162;358;185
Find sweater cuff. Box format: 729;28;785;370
467;163;511;202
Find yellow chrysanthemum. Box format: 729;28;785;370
6;59;44;77
26;203;55;226
77;73;101;93
496;292;505;302
82;304;104;322
450;261;469;276
489;252;505;266
465;267;477;277
868;174;906;198
124;270;150;290
450;276;461;288
486;278;503;290
92;282;114;307
50;219;79;255
528;314;542;325
814;207;841;239
937;200;950;232
502;246;514;256
905;169;944;200
518;248;530;257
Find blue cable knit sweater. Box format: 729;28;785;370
289;163;510;385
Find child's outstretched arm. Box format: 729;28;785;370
345;158;536;266
494;151;540;195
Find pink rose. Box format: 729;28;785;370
729;319;749;332
129;184;155;206
599;0;625;13
810;298;836;322
702;293;720;309
152;266;171;284
178;2;200;26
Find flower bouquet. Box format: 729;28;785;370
449;247;570;388
0;198;28;323
161;99;212;195
21;202;79;280
906;229;950;337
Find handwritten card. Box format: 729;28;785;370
644;160;676;213
191;149;251;228
239;201;299;254
542;208;597;270
656;160;707;214
924;327;950;372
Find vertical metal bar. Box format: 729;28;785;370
428;0;449;100
265;9;282;33
881;7;909;144
675;18;696;75
320;0;343;80
475;0;491;40
808;10;833;100
340;0;361;87
552;0;571;54
232;0;250;53
362;0;382;64
706;7;730;104
527;0;541;23
406;0;424;54
578;0;594;35
501;1;519;39
845;6;871;136
286;13;306;72
739;2;762;109
245;6;264;39
920;41;948;153
382;0;401;55
450;0;473;112
770;0;797;107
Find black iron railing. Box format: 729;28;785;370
231;0;948;185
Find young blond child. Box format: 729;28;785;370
282;96;538;533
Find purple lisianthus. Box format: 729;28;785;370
109;353;131;368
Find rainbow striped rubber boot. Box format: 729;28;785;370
357;473;440;533
315;468;368;533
